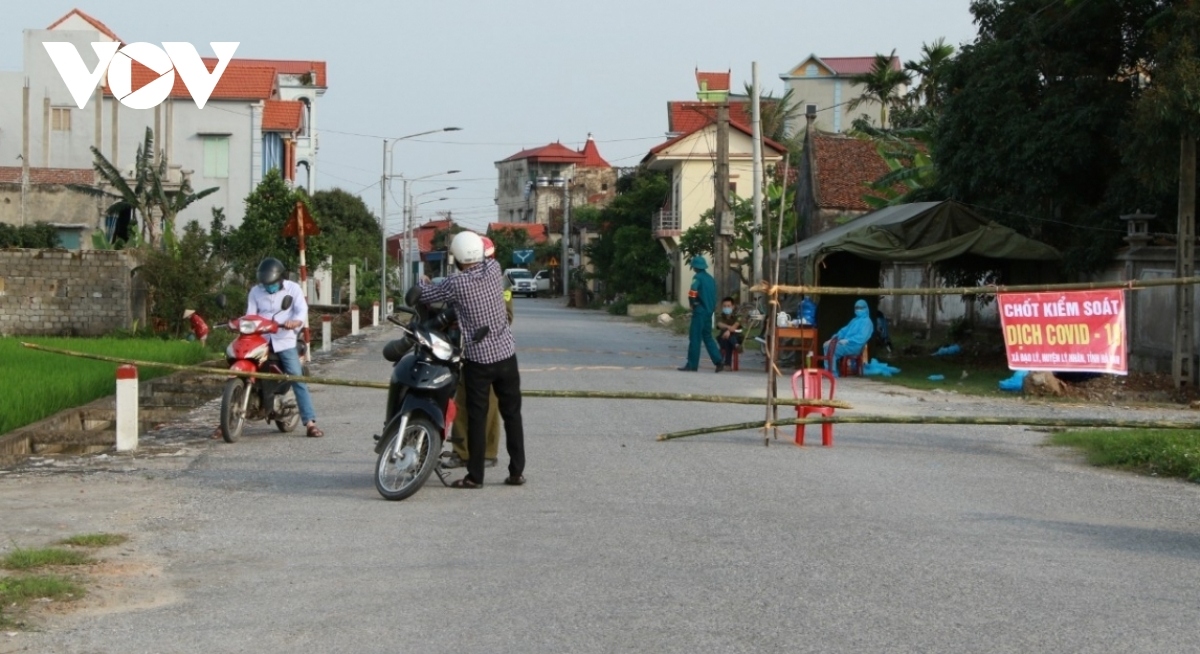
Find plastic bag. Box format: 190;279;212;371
862;358;901;377
932;344;962;357
998;370;1028;392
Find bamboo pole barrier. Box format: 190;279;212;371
749;275;1200;297
657;414;1200;441
17;343;851;409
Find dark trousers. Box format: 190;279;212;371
463;354;525;483
717;332;741;365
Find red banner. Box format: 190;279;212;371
997;290;1127;374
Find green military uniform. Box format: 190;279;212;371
681;256;723;371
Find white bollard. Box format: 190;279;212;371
373;301;380;326
322;314;332;352
351;304;360;335
115;365;138;452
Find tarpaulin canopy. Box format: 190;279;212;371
777;200;1061;266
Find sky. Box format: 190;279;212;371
2;1;980;234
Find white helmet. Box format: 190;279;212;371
449;231;485;265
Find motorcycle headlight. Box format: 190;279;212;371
429;333;454;361
238;319;257;334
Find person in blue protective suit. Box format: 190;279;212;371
822;298;874;376
678;256;725;372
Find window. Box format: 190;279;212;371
51;107;71;132
806;104;818;116
203;136;230;178
806;64;818;77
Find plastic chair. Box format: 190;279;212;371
790;368;837;446
811;337;868;377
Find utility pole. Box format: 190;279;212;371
714;102;732;302
379;140;388;312
1174;132;1196;388
562;178;571;300
751;61;764;289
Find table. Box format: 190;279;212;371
765;325;818;372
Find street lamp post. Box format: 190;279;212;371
398;173;460;291
379;126;461;314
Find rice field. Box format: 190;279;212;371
0;337;212;435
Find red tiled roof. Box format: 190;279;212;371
47;8;123;43
488;222;549;245
231;58;327;87
500;142;585;164
647;119;787;158
415;219;454;253
820;56;901;76
0;166;93;184
103;62;277;102
262;99;303;132
696;69;730;92
810;133;893;212
578;136;610;168
667;101;752;135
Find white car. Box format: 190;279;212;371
506;269;551;297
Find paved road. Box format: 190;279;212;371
9;297;1200;653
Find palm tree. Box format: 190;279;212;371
904;38;956;108
847;50;913;128
743;84;803;143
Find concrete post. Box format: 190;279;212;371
351;304;360;335
349;264;357;305
373;301;380;326
115;365;138;452
322;314;332;352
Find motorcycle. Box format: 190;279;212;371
373;286;486;501
217;295;303;443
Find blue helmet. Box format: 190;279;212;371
690;256;708;270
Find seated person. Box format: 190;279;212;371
715;296;743;368
822;298;874;376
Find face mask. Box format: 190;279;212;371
264;282;281;294
721;307;733;315
855;307;867;317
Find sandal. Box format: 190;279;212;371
503;475;526;486
306;424;325;438
451;477;482;489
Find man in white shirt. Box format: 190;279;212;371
245;257;322;438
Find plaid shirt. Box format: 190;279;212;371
418;258;515;364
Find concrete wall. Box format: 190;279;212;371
0;248;134;336
0;182;105;230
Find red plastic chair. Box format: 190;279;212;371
810;337;867;377
790;368;837;446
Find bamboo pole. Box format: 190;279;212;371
658;415;1200;441
750;276;1200;298
17;343;852;408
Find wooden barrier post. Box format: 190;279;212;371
115;365;138;452
322;314;332;352
351;305;360;335
373;301;380;326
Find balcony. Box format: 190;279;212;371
652;209;680;239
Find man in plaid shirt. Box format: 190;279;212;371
418;231;526;488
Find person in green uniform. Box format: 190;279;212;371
678;255;725;372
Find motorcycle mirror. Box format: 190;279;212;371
471;326;490;343
280;295;294;311
215;293;227;309
404;284;422;308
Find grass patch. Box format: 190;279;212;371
56;533;128;548
0;574;85;605
863;354;1013;396
1;548;94;571
0;336;212;434
1049;429;1200;481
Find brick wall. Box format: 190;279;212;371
0;249;134;336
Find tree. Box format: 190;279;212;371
310;188;382;293
222;169;326;283
486;225;534;270
679;186;798;287
88;127;216;249
585;168;671;302
0;222;59;248
855;123;941;208
904;38;957;109
138;219;229;336
848;50;913;128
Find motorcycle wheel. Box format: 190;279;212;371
274;389;301;433
220;378;248;443
375;416;440;501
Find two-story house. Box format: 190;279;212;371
779;54;905;134
644;98;785;308
494;135;616;227
0;8;328;243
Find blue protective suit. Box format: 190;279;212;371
824;299;874;376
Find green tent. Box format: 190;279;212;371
779;201;1060;277
774;201;1061;341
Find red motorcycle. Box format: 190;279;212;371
218;295;302;442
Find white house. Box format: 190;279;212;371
779;54;905;134
0;8;327;242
